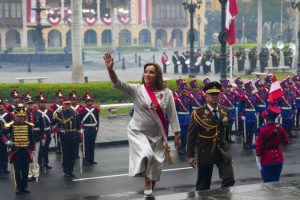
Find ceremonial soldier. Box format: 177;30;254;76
189;79;206;110
255;104;289;182
173;78;184;98
24;92;42;182
254;79;268;127
239;81;258;149
187;81;235;190
277;80;294;142
203;77;211;86
52;98;81;177
248;47;258;73
220;80;238;143
6;89;22;112
286;77;297;133
161;52;169;73
180;52;188;74
35;92;53;171
213;50;221;74
1;103;35;194
69;90;83;158
50;89;64;153
0;99;12;175
264;75;273;92
233;77;245;138
81;92;100;165
271;47;280;67
259;48;269;73
283;47;293;68
172;51;180;74
202;50;212;74
236;47;246;72
292;74;300;129
174;80;192;154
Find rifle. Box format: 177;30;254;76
79;129;85;174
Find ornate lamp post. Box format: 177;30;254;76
197;14;201;48
291;0;300;73
219;0;228;82
182;0;202;78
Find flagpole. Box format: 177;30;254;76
230;45;233;82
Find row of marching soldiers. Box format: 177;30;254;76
0;89;100;194
173;74;299;154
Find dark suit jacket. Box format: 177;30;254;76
187;105;232;164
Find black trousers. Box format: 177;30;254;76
83;127;97;163
174;64;178;74
0;141;8;173
196;151;235;191
61;133;77;174
237;60;245;72
13;148;30;190
38;131;51;166
163;64;167;73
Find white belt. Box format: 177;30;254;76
245;109;255;112
192;106;199;110
257;105;266;108
281;107;291;110
178;112;190;115
227;107;234;110
83;123;97;127
296;97;300;100
44;127;50;131
33;128;40;131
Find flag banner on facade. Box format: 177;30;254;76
138;0;149;24
27;0;37;23
226;0;238;45
268;75;284;102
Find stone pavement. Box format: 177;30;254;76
134;180;300;200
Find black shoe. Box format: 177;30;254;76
76;155;80;159
90;161;98;165
28;177;35;182
45;165;52;169
229;139;235;144
15;189;23;194
3;170;10;174
83;161;91;166
69;173;76;177
21;189;30;194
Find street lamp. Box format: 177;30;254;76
182;0;202;78
197;14;201;48
291;0;300;73
219;0;228;83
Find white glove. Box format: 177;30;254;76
5;140;13;146
277;114;282;119
41;139;46;146
255;156;262;171
241;116;246;120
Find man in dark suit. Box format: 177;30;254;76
187;81;235;191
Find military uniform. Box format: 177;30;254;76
248;48;258;73
1;104;34;194
174;80;192;154
52;99;81;177
283;48;293;68
255;104;289;182
236;47;246;72
254;80;268;127
189;79;206;110
220;80;238;142
187;81;235;190
233;77;246;139
259;48;269;73
0;99;12;175
239;81;258;149
271;48;280;67
35;92;53;170
277;80;294;139
6;89;22;112
292;74;300;128
172;51;180;74
80;93;100;165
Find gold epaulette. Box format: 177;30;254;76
192;110;218;131
25;121;34;127
4;121;14;129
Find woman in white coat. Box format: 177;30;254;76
103;53;181;197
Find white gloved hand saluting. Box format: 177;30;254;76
6;140;13;146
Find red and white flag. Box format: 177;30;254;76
27;0;37;23
226;0;238;45
138;0;149;24
268;75;284;102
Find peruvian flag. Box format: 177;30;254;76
26;0;37;23
138;0;149;24
268;75;284;102
226;0;238;45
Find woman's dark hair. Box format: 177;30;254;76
142;63;164;90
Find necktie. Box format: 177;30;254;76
213;109;219;121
